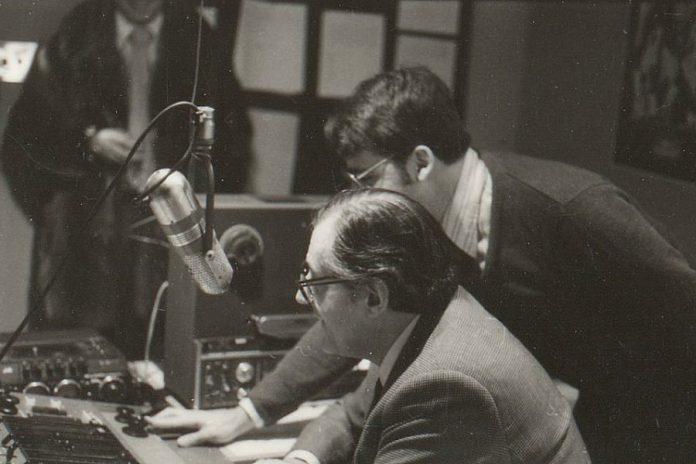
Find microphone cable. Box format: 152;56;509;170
191;0;205;104
144;280;169;365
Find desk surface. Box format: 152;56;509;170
168;401;331;463
0;393;330;464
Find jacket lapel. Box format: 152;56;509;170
381;309;444;397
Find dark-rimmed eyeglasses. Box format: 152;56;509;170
344;155;394;188
297;277;357;309
296;264;361;309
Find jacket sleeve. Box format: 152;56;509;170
562;184;696;375
290;364;378;464
297;370;511;464
372;372;510;464
246;322;359;424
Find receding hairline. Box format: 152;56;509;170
315;190;414;273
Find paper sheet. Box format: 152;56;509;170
220;438;296;462
219;401;332;462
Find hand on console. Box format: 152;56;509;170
254;459;307;464
145;406;255;447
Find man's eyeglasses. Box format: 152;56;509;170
296;265;360;308
344;155;394;189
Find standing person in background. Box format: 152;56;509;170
150;67;696;463
0;0;252;359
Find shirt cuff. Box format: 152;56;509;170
238;397;265;429
285;450;321;464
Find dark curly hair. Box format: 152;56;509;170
324;67;471;165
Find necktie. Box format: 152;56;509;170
126;25;155;192
370;379;384;411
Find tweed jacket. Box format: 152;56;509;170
292;287;590;464
248;151;696;462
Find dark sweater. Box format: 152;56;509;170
249;151;696;463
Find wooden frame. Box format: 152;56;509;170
616;1;696;182
227;0;473;193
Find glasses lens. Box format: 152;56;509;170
332;171;351;192
298;284;312;304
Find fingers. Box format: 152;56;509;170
177;429;208;447
145;408;199;429
176;425;230;447
105;132;136;157
148;407;183;419
145;408;250;447
90;128;135;164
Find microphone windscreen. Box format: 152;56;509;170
182;235;233;295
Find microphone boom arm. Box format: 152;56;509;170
204;155;215;255
190;106;216;255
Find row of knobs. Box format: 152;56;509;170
204;361;255;402
22;376;127;402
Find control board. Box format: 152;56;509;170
0;393;185;464
0;393;304;464
0;329;134;403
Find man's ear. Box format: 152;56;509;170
365;279;389;318
410;145;436;182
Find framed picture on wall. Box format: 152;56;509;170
615;2;696;182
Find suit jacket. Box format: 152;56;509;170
0;0;252;357
293;287;590;464
249;151;696;463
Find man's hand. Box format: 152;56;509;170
88;128;137;165
145;407;255;447
254;459;306;464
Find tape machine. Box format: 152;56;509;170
0;328;134;403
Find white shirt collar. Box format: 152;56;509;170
378;315;420;386
115;10;164;51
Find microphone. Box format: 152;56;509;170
146;168;233;294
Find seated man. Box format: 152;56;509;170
149;188;590;464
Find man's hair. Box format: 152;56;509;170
324;67;471;164
315;189;461;314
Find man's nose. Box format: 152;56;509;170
296;289;308;305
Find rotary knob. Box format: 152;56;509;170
235;362;255;384
23;381;50;395
53;379;82;398
99;376;126;403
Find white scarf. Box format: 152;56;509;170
441;149;492;270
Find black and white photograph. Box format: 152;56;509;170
0;1;695;463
